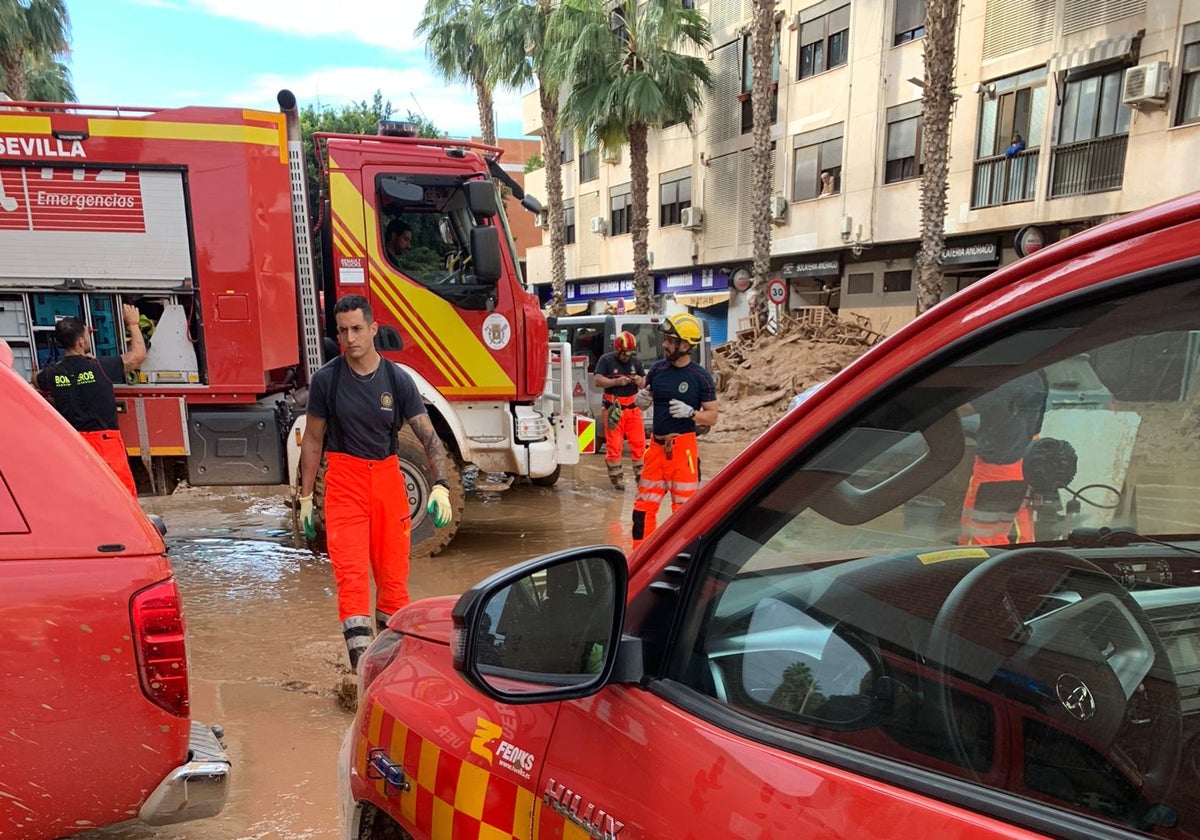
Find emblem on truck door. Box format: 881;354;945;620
482;313;511;350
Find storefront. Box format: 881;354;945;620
941;236;1002;292
781;252;842;309
657;268;731;345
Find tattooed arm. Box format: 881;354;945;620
407;413;450;483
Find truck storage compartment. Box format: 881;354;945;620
187;408;284;486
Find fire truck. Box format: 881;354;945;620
0;90;578;556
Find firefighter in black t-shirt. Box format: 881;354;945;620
34;306;146;497
297;294;453;677
593;331;646;490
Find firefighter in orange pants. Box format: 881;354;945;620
631;314;719;550
34;306;146;498
298;295;453;673
959;370;1047;546
594;330;646;490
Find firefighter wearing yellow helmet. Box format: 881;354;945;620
593;330;646;490
630;313;719;548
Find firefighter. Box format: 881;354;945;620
34;305;146;497
384;219;413;267
593;330;646;490
959;370;1048;545
631;313;718;549
297;295;453;675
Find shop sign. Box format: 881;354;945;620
782;254;841;278
942;239;1000;266
654;268;730;295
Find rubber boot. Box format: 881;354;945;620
633;461;643;485
606;461;624;490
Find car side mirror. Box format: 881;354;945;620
146;514;167;536
470;226;503;284
466;180;497;218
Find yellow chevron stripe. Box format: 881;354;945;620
330;220;470;389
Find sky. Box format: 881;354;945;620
64;0;527;140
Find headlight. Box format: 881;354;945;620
515;413;551;442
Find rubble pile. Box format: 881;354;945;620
706;307;882;444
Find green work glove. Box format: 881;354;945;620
298;493;316;541
607;402;623;428
427;484;452;528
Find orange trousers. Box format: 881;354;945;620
604;399;646;464
324;452;412;622
632;432;699;549
959;457;1033;546
81;430;137;498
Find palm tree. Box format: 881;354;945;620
747;0;775;326
915;0;960;313
556;0;711;314
486;0;570;315
0;0;72;102
417;0;496;146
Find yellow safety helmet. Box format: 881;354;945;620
658;313;703;345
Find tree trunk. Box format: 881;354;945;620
748;0;775;327
540;83;567;316
473;71;496;147
2;53;27;100
628;121;652;314
915;0;960;314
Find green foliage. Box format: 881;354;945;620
524;152;545;172
0;0;73;101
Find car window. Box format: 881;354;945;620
669;272;1200;836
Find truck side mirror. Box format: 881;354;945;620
466;181;497;218
521;194;543;215
470;226;502;284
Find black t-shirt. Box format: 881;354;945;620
35;355;124;432
594;351;645;398
307;357;427;460
646;359;717;436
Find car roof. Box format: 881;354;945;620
0;349;164;560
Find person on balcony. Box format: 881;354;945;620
1005;133;1026;158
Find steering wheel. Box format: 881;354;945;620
927;548;1181;800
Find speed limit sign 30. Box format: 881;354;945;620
768;279;788;306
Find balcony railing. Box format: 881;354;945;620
1049;134;1128;198
971;149;1039;209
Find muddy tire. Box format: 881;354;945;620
529;465;561;487
357;803;413;840
310;428;464;558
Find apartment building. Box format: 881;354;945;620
520;0;1200;342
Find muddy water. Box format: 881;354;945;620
79;441;747;840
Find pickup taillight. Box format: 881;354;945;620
131;578;190;717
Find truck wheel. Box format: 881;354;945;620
530;465;561;487
310;430;464;558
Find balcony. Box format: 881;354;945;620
971;150;1039;208
1049;134;1128;198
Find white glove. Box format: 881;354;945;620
669;399;696;419
427;484;452;528
634;388;653;409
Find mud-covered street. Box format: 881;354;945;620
80;441;746;840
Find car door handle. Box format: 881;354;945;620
366;748;411;794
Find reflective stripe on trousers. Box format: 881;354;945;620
325;452;412;622
959;456;1033;546
632;432;699;548
81;429;137;498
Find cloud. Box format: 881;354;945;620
129;0;431;49
228;66;526;139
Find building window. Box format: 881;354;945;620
883;269;912;293
610;183;632;236
564;201;576;245
561;134;574;164
799;4;850;79
740;27;780;134
793;123;843;201
579;136;599;183
971;67;1047;208
893;0;925;45
1178;22;1200;126
659;169;692;227
885;102;923;183
847;272;873;295
1050;66;1131;197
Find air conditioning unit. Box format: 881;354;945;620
769;195;788;225
601;146;622;165
590;216;608;235
1122;61;1169;107
533;210;549;229
681;206;704;231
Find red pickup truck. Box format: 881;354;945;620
340;192;1200;840
0;341;230;838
